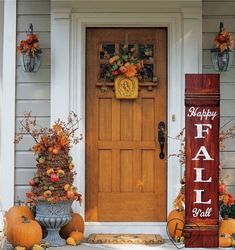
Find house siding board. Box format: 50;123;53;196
17;32;50;49
16;152;37;168
15;0;51;201
16;117;50;132
203;50;235;67
17;49;51;66
17;1;50;15
16;67;50;83
203;1;235;16
203;0;235;195
16;83;50;100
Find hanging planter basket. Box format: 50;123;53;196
210;48;233;72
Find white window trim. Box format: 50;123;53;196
0;0;17;211
51;8;202;237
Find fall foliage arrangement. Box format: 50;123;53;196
101;44;151;81
214;27;234;53
15;112;82;203
17;25;42;58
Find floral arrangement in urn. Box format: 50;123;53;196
15;112;82;204
101;44;150;81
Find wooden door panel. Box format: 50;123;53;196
86;28;167;222
98;193;162;221
142;150;155;192
142;98;155;141
98;98;112;140
98;150;112;192
120;101;133;141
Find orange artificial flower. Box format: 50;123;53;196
124;64;137;77
53;124;63;133
44;190;52;197
109;55;120;64
214;30;234;52
223;193;234;206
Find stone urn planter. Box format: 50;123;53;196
35;200;72;247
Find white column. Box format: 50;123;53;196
51;8;72;123
0;0;17;210
182;7;202;74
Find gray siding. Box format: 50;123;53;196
203;0;235;196
15;0;51;201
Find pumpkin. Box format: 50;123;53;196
6;205;34;243
219;233;232;248
167;209;185;239
11;216;42;250
66;237;76;246
60;212;84;239
219;218;235;235
69;231;84;242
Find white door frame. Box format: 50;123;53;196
51;9;202;237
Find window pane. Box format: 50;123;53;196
139;44;154;60
100;44;115;60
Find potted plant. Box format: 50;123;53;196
15;112;82;247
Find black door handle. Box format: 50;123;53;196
158;121;166;159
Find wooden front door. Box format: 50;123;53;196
86;28;167;222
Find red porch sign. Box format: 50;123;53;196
185;74;220;248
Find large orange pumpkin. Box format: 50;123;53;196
167;209;185;239
11;216;42;250
60;212;84;239
6;205;34;243
219;218;235;235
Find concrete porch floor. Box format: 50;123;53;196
48;241;222;250
4;240;224;250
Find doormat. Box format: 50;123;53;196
87;234;164;244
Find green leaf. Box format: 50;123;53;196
122;55;128;61
112;64;119;70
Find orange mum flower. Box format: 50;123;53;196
124;64;137;77
223;193;234;206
